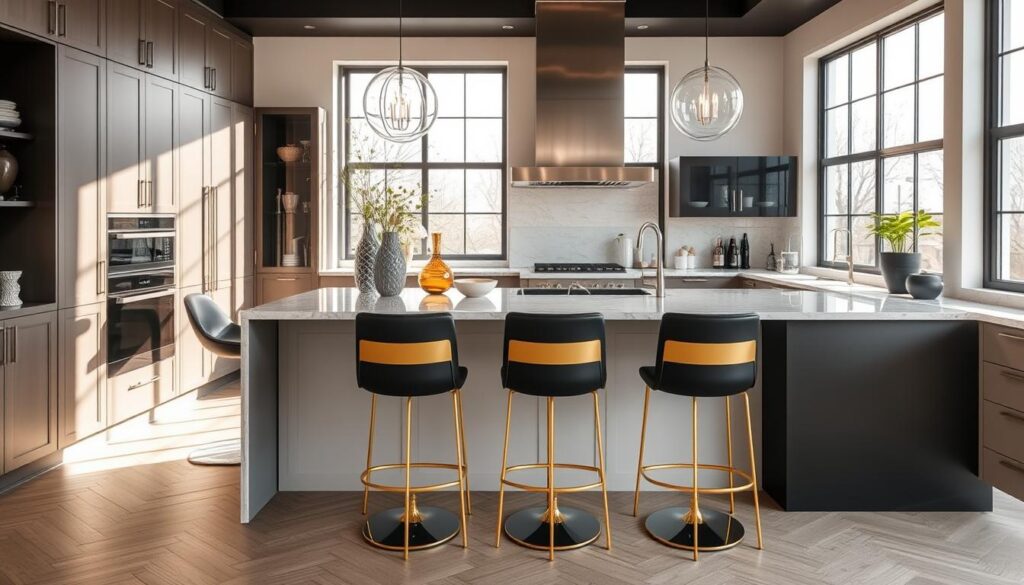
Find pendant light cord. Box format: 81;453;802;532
398;0;403;68
704;0;709;69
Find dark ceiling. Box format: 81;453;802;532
202;0;843;38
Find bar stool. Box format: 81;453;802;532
632;313;763;561
495;312;612;561
355;313;470;560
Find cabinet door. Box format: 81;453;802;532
210;97;233;284
58;47;107;309
176;284;212;392
206;24;232;98
3;0;53;38
257;274;315;305
58;303;106;448
61;0;105;55
106;63;146;212
231;275;253;321
3;311;58;473
177;3;207;91
145;73;176;213
209;285;236;379
178;86;208;289
230;36;252;106
143;0;176;79
231;103;253;278
105;0;144;69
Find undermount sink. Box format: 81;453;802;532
517;288;652;296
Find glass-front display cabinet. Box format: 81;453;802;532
669;156;797;218
255;107;325;303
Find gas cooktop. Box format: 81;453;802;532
533;263;627;273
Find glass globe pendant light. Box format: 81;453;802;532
670;0;744;141
363;0;438;143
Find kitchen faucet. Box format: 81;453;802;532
636;221;665;298
831;228;854;285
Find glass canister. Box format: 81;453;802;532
418;232;454;293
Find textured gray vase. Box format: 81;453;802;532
879;252;921;294
374;231;407;297
0;271;22;307
354;223;379;294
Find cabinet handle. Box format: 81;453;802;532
1000;410;1024;425
204;66;211;89
8;327;16;364
128;376;160;391
147;41;154;68
97;260;106;294
999;459;1024;476
148;180;154;207
682;278;709;283
48;1;57;35
57;3;66;36
0;327;5;367
276;278;297;282
998;332;1024;343
1000;370;1024;383
212;68;217;91
202;186;209;291
137;179;144;208
139;39;147;66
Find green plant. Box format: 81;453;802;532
866;210;941;254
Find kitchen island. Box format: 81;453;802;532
240;287;992;522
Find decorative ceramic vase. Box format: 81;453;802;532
276;144;303;163
374;231;407;297
880;252;921;294
418;232;453;294
0;271;22;307
354;223;379;294
906;273;944;300
0;146;18;195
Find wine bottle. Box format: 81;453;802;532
726;237;738;269
740;233;750;269
713;238;725;268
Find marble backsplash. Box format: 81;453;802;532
506;183;801;269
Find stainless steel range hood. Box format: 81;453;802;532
511;0;655;188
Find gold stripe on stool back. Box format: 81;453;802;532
663;340;756;366
359;340;453;366
508;339;602;365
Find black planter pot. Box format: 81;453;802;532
880;252;921;294
906;273;944;300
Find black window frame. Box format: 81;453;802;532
339;65;509;261
817;5;945;274
985;0;1024;293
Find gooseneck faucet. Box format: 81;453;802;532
636;221;665;298
831;228;854;285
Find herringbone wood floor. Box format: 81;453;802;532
1;381;1024;585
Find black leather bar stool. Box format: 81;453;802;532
633;313;763;561
355;313;470;560
495;312;612;561
183;293;241;466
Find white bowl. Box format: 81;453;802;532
689;201;709;208
454;278;497;298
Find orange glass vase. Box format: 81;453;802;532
418;232;454;294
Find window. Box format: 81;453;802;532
341;67;507;260
987;0;1024;291
625;68;662;165
819;8;944;273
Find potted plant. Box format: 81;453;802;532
867;210;941;294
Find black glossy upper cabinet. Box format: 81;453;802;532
669;156;797;218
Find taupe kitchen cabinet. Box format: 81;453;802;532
231;102;253;279
106;0;177;78
108;354;174;425
205;21;231;98
208;285;236;378
105;62;146;212
57;302;106;448
177;85;208;288
231;276;252;321
2;311;58;474
57;46;107;309
2;0;103;53
257;274;316;305
210;97;233;284
144;72;177;212
176;0;208;91
980;323;1024;502
175;284;236;394
231;36;252;105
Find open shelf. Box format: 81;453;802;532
0;129;32;141
0;200;35;208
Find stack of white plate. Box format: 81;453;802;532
281;254;300;267
0;101;20;130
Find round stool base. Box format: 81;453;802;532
504;506;601;551
645;507;745;552
362;506;460;552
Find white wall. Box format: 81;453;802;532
254;35;794;269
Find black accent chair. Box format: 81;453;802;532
183;293;242;465
495;312;612;561
355;313;470;560
633;313;764;560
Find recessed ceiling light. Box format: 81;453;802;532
502;25;515;30
637;24;650;30
303;25;316;30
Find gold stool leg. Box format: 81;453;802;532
547;396;556;561
726;396;735;515
495;390;513;548
743;392;764;550
593;391;612;551
456;389;472;515
633;385;651;517
362;394;377;515
403;396;413;561
691;396;699;562
452;391;469;547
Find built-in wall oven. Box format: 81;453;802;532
107;216;176;377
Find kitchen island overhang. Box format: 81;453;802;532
240;288;990;522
